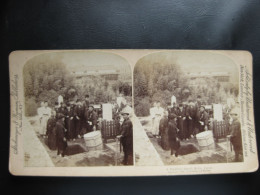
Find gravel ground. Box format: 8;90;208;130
139;117;236;165
28;117;123;167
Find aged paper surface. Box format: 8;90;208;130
9;50;258;176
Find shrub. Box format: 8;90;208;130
25;97;38;116
134;97;151;117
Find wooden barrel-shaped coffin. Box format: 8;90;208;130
83;131;103;151
196;130;214;147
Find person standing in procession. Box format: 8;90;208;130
159;110;170;150
56;113;67;157
119;107;133;165
169;103;178;115
66;102;76;141
40;101;52;137
46;110;57;150
151;101;164;137
168;113;180;157
229;108;243;162
176;103;187;140
83;95;90;134
74;99;84;138
198;106;209;132
87;105;98;132
54;101;60;115
186;101;197;139
58;102;68;116
58;102;68;130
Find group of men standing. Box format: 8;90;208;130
36;94;133;165
155;96;243;162
52;95;98;141
37;95;98;157
168;100;209;140
152;97;209;157
151;96;209;140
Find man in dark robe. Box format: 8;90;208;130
159;111;170;150
169;103;178;115
56;113;67;157
229;108;243;162
119;108;133;165
198;106;209;132
186;101;197;139
82;95;90;133
74;99;84;138
54;101;60;116
168;113;180;157
46;110;57;150
66;102;76;141
58;102;67;115
87;105;98;132
176;103;187;140
58;102;68;128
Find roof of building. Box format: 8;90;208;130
186;71;230;77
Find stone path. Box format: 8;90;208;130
133;115;164;166
24;118;54;167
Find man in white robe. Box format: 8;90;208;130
151;102;164;136
39;101;52;136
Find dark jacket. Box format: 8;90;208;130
199;110;209;126
56;120;67;151
46;116;57;150
186;105;197;119
230;119;242;152
83;101;90;120
74;105;84;120
159;116;170;150
87;110;98;126
58;106;68;116
120;118;133;152
168;119;180;150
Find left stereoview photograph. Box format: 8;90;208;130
10;51;133;169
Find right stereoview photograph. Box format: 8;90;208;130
133;51;242;166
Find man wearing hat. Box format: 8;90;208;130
58;102;68;117
168;113;180;157
46;110;57;150
82;95;90;135
119;107;133;165
66;102;76;141
186;101;197;139
229;107;243;162
56;113;67;157
74;99;84;138
198;106;209;132
86;105;98;132
83;95;90;119
176;103;187;140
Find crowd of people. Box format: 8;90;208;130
36;95;99;157
150;95;242;162
36;94;133;165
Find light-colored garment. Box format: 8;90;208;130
58;95;63;106
227;97;235;109
37;106;43;119
151;107;164;135
171;95;177;106
37;106;44;134
117;96;125;107
39;107;52;135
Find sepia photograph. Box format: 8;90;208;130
22;51;133;167
134;51;243;166
9;50;257;176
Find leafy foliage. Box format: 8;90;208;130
23;57;132;116
134;61;239;117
